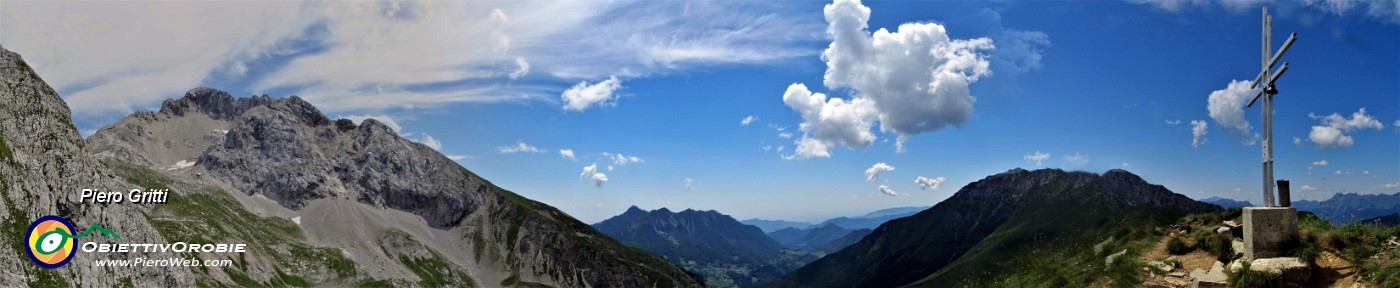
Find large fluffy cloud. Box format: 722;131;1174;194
783;83;878;158
561;76;623;111
1206;80;1257;144
1308;108;1384;148
782;0;998;158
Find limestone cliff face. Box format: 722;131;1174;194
0;47;195;286
84;84;699;284
195;97;478;228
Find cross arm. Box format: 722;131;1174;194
1252;33;1298;89
1246;62;1289;108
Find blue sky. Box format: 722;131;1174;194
2;0;1397;223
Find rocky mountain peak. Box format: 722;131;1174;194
158;87;273;120
356;118;394;133
1104;168;1147;183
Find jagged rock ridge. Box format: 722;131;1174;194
76;79;699;285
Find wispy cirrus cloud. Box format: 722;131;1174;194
1;1;823;127
1127;0;1400;24
1023;150;1050;166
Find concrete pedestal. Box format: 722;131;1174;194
1242;207;1298;260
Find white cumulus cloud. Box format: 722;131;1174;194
1308;108;1384;148
684;177;696;191
580;163;598;178
781;0;997;158
865;162;895;183
915;176;946;190
498;141;543;154
1024;151;1050;166
1312;159;1328;166
1191;120;1209;147
782;83;878;159
590;173;609;188
559;149;575;160
579;163;608;188
561;76;623;111
1206;79;1258;144
878;184;899;196
1299;184;1316;192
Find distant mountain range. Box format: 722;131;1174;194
595;205;923;287
1200;196;1254;209
771;168;1220;287
767;224;856;251
742;219;815;233
1294;192;1400;224
815;229;872;254
1362;213;1400;226
1198;192;1400;224
741;206;928;233
593;207;811;288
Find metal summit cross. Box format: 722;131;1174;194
1246;6;1297;207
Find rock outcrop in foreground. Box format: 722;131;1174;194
0;46;195;287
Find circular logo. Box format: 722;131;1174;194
26;215;77;269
